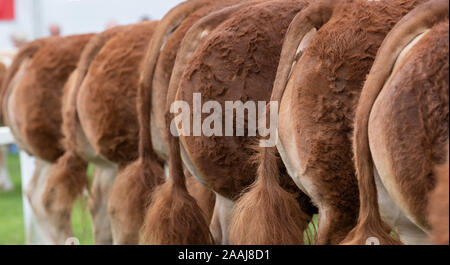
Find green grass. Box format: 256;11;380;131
0;153;94;245
0;153;24;244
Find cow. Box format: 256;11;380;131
229;0;427;245
53;10;220;244
0;34;94;244
107;0;251;245
140;0;318;245
61;0;249;245
42;22;164;245
341;0;449;245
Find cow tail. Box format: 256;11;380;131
231;145;314;244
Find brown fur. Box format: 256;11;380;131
116;1;216;245
117;0;247;245
0;40;45;125
144;2;245;230
342;0;449;244
111;1;235;245
63;22;160;244
143;179;214;244
59;26;128;162
38;26;128;245
78;22;159;164
143;0;316;245
107;0;219;245
229;0;336;244
142;1;254;245
372;21;449;232
33;25;129;246
230;146;312;244
178;0;308;199
429;145;449;245
150;0;248;160
232;0;427;245
2;34;94;244
131;2;245;242
9;35;94;162
138;0;215;163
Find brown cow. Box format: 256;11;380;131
44;0;243;245
1;34;94;244
342;0;449;245
106;0;259;245
142;0;316;245
43;22;161;245
230;0;427;245
108;0;250;245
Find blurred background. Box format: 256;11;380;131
1;0;184;57
0;0;184;245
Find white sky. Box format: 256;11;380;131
0;0;185;48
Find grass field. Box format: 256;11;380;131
0;153;94;245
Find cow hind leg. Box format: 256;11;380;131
0;146;13;191
395;220;429;245
314;206;358;245
209;193;235;245
297;169;359;245
88;164;116;245
373;161;431;245
41;152;89;245
25;158;56;244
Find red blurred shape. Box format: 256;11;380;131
0;0;15;21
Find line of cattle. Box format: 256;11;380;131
0;0;448;245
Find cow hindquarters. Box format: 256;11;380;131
276;77;359;245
